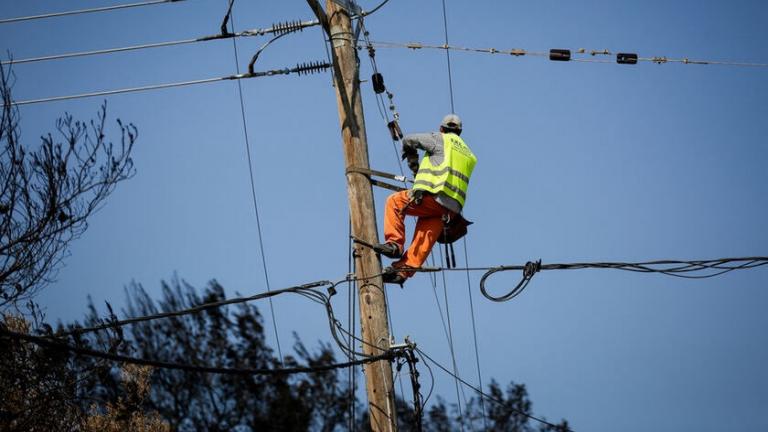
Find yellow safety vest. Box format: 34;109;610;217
413;133;477;207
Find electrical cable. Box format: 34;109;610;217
1;20;321;66
415;347;573;432
435;3;475;425
61;275;369;364
479;256;768;303
226;0;285;366
354;256;768;279
0;0;187;25
435;1;488;422
60;280;332;337
1;1;391;65
362;0;392;17
362;40;768;68
10;62;331;106
358;20;408;182
47;255;764;384
417;348;436;410
436;247;468;430
440;0;455;113
0;327;400;376
347;219;357;431
3;38;202;66
462;237;488;430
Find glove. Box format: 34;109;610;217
407;155;420;176
401;146;417;161
408;189;424;205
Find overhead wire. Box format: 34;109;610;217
225;0;285;365
358;19;408;183
355;256;768;278
415;347;573;432
356;14;409;409
1;20;321;67
27;254;763;376
479;256;768;303
347;220;357;431
462;237;488;430
59;280;333;337
363;0;392;17
359;5;470;423
2;0;403;68
0;327;401;376
436;4;489;421
9;62;331;106
436;247;468;430
440;0;455;112
58;273;372;362
362;40;768;68
24;254;758;345
0;0;187;25
436;1;479;427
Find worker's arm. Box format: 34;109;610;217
402;132;441;155
402;132;438;176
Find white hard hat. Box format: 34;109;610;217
440;114;462;130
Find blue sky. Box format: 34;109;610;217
2;1;767;430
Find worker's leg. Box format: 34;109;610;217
394;194;450;278
395;216;443;277
383;190;412;253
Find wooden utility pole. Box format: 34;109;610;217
307;1;398;430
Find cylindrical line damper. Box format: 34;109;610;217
372;72;386;94
387;120;403;141
549;49;571;61
616;53;638;64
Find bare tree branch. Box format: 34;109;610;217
0;62;136;307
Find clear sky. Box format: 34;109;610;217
2;1;767;430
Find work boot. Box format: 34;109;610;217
382;267;407;285
373;242;402;259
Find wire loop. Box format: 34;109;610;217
480;259;541;302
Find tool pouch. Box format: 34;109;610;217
438;213;472;245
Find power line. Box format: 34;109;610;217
418;2;485;425
10;61;331;106
361;256;768;277
1;20;321;66
439;0;455;113
479;256;768;303
0;0;187;25
436;248;467;430
347;256;768;304
226;1;285;366
363;40;768;68
61;280;333;336
415;347;572;431
0;328;400;376
1;0;396;67
59;274;374;363
462;238;488;429
435;0;488;425
364;0;392;17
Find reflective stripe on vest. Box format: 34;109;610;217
413;133;477;207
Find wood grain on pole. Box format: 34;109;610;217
319;0;398;430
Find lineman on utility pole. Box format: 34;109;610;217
376;114;478;284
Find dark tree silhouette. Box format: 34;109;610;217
2;276;570;431
0;62;136;307
79;277;358;432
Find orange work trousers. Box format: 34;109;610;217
384;190;453;278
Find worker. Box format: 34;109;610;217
375;114;477;284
